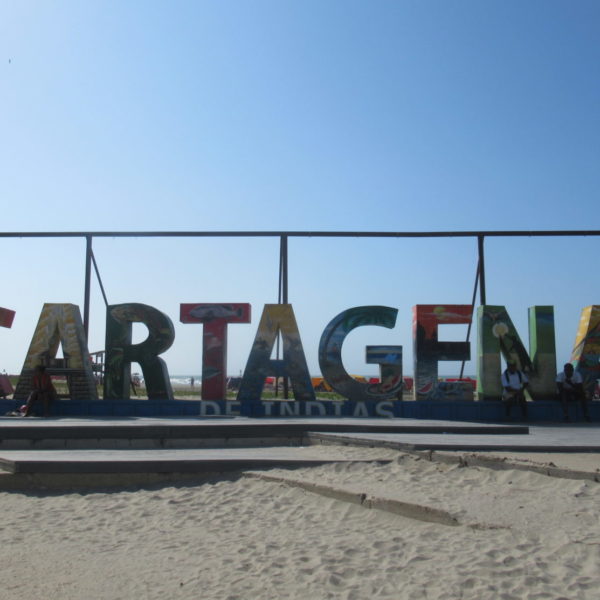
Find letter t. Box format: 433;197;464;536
180;303;251;400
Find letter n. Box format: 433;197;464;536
477;305;556;400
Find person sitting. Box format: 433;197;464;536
24;365;56;417
556;362;590;422
501;360;529;419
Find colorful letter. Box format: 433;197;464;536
319;306;402;401
104;303;174;400
14;303;97;401
366;346;403;397
477;305;556;400
570;305;600;396
180;303;251;400
237;304;314;403
413;305;472;400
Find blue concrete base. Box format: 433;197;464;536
1;398;597;422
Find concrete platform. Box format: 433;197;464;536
0;416;525;479
0;446;393;475
308;424;600;452
0;417;528;450
0;416;597;482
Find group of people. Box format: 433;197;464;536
502;360;591;421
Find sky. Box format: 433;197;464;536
0;0;598;379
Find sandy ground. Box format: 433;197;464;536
1;445;600;600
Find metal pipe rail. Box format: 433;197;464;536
2;229;598;336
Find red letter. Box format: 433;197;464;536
180;304;251;400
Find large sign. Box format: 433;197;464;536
13;302;600;403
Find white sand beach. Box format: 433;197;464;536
1;445;599;600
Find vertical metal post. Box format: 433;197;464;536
278;244;283;304
279;235;289;398
477;235;487;306
83;235;92;340
275;240;283;397
459;258;480;380
281;235;288;304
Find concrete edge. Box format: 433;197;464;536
0;422;530;441
0;458;15;474
243;471;459;527
305;432;600;453
1;458;369;475
305;434;600;483
305;432;417;452
0;436;305;451
0;470;242;491
420;451;600;483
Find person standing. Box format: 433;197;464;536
501;360;529;420
556;363;590;422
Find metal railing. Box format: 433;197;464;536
2;229;599;337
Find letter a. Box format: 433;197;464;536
14;303;97;401
237;304;315;403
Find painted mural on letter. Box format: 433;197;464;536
14;303;98;401
104;303;174;400
180;303;251;400
571;305;600;396
412;305;472;400
477;305;556;400
237;304;314;403
319;306;403;401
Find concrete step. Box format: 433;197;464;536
0;447;390;475
0;417;528;450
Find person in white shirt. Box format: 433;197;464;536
501;360;529;419
556;363;590;422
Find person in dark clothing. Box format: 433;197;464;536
24;365;56;417
556;363;590;422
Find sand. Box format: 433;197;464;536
1;445;599;599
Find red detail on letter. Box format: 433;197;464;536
0;307;15;328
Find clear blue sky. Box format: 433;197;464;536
1;1;598;377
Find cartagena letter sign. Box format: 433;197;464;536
12;302;600;404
